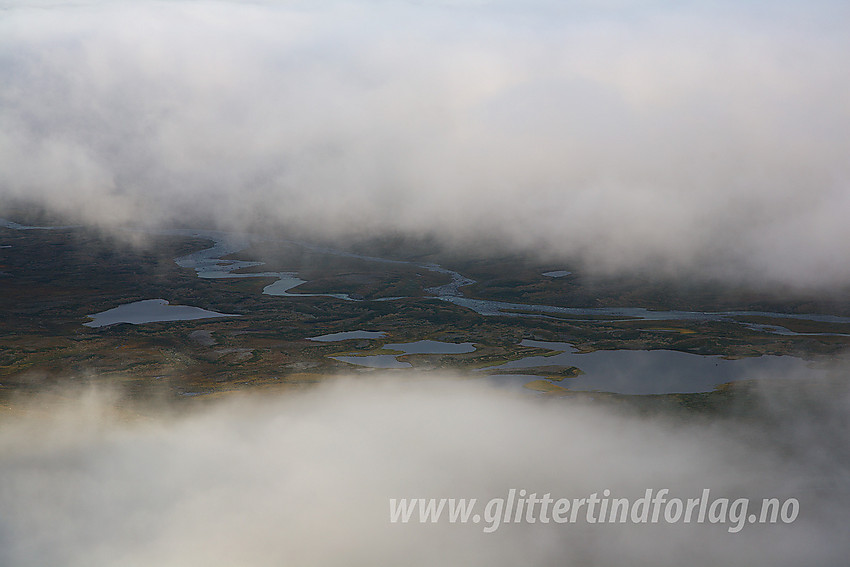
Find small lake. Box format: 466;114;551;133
84;299;239;328
384;340;476;354
331;355;412;369
542;270;572;277
309;331;387;342
331;340;477;368
482;340;827;395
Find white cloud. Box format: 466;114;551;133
1;374;848;566
1;0;849;286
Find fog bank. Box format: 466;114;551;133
1;375;848;566
1;1;849;286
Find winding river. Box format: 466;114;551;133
164;228;850;336
5;218;850;334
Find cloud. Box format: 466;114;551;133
1;0;849;286
0;374;848;566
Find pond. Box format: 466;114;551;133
84;299;239;328
331;340;477;368
309;331;387;342
481;340;827;395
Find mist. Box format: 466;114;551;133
1;0;849;286
1;373;847;566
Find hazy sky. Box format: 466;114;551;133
1;0;848;285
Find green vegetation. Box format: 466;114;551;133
2;224;849;411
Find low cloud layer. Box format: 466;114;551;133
1;1;849;285
1;374;848;566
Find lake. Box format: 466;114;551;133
482;340;827;395
331;340;477;368
309;331;387;342
84;299;239;328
